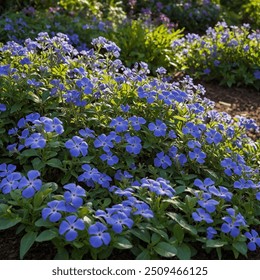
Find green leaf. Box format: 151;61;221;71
36;230;57;242
21;149;39;157
145;225;169;240
206;239;228;248
20;231;38;259
10;103;22;113
167;213;197;235
173;224;184;243
153;242;177;258
54;247;69;260
114;237;133;249
46;158;64;170
136;249;151;260
0;217;21;230
35;218;53;227
131;228;150;243
32;158;46;170
233;242;247;256
151;233;161;245
176;243;191;260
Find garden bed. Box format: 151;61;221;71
0;81;259;260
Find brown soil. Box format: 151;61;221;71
0;82;259;260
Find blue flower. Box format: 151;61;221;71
120;104;130;112
42;200;67;222
78;164;100;182
129;116;146;131
207;227;217;239
94;134;114;152
76;77;93;94
109;117;128;133
0;172;21;194
194;178;215;191
25;133;46;149
148;119;167;137
253;70;260;80
178;154;187;166
0;65;10;76
0;104;7;112
192;208;213;224
234;179;255;189
125;135;142;155
205;129;222;144
245;230;260;251
156;67;167;75
133;203;154;218
208;185;233;201
79;128;95;138
182;122;202;139
59;215;85;241
100;152;119;166
106;212;134;233
19;170;42;198
221;158;242;176
198;197;219;213
43;117;64;135
221;209;246;238
154;152;172;169
221;216;241;237
63;183;86;208
20;57;31;65
65;136;88;157
189;148;206;164
97;173;112;188
0;163;16;177
88;222;111;248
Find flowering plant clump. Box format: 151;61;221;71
0;33;260;260
171;21;260;89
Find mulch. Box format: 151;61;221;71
0;82;259;260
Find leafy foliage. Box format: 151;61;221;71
0;33;260;260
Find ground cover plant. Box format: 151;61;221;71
0;32;260;260
171;22;260;89
1;4;259;89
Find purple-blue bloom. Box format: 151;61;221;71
106;212;134;233
42;200;67;222
63;183;86;208
125;135;142;155
100;152;119;166
43;117;64;135
154;152;172;169
88;222;111;248
129;116;146;131
25;133;46;149
0;172;21;194
245;230;260;251
189;148;206;164
0;163;16;177
79;128;95;138
0;104;7;112
207;227;217;239
59;215;85;241
133;203;154;218
148;119;167;137
65;136;88;157
194;178;215;191
94;134;114;152
205;129;222;144
19;170;42;198
192;208;213;223
109;117;128;133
